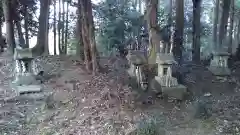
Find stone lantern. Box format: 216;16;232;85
155;53;187;100
208;51;230;76
126;50;148;90
12;48;42;95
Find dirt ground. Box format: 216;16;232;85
0;53;240;135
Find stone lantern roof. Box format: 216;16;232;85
156;53;176;65
213;51;230;56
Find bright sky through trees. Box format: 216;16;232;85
1;0;102;55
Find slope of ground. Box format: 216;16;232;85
0;53;240;135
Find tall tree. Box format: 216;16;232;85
166;0;172;53
13;2;26;48
218;0;231;48
64;1;69;54
228;0;234;53
61;0;65;54
0;3;4;52
174;0;184;63
33;0;50;55
213;0;220;47
146;0;158;65
78;0;99;74
76;8;84;60
53;0;57;55
2;0;16;54
192;0;202;63
58;0;61;54
24;4;29;48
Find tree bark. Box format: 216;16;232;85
86;0;99;74
61;0;65;54
15;20;26;48
79;0;91;71
53;0;57;55
2;0;15;54
24;5;29;48
32;0;50;55
213;0;220;47
166;0;172;53
76;8;84;60
58;0;61;54
0;9;4;52
218;0;231;48
174;0;184;63
228;0;234;53
64;2;69;54
146;0;158;65
79;0;99;74
192;0;202;63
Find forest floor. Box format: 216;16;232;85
0;52;240;135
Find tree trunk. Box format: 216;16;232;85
0;9;4;52
24;5;29;48
236;17;240;46
213;0;220;47
53;0;57;55
166;0;172;53
45;15;49;54
228;0;234;53
15;20;26;48
79;0;91;71
174;0;184;63
76;8;84;60
146;0;158;65
61;0;65;54
138;0;141;13
58;0;61;54
2;0;15;54
86;0;99;74
64;2;69;54
192;0;202;63
32;0;50;55
79;0;99;74
218;0;231;48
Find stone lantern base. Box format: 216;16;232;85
161;85;187;100
208;66;231;76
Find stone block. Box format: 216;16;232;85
14;48;33;60
208;66;231;76
14;85;43;95
12;73;39;85
161;84;187;100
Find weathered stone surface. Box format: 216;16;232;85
209;51;231;76
13;48;33;60
208;66;231;76
126;50;147;66
161;84;187;100
12;73;39;85
14;85;42;95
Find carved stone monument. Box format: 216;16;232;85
154;53;187;100
126;50;148;90
208;51;230;76
12;48;42;95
